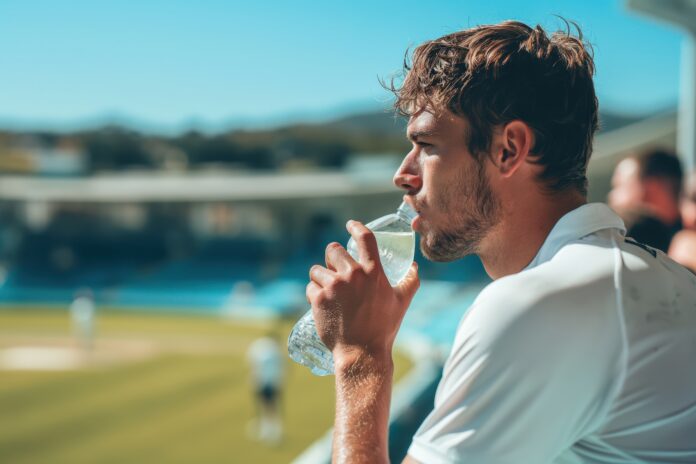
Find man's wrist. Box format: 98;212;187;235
333;345;394;378
332;345;393;464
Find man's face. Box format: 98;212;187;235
393;109;502;262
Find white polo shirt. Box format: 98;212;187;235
409;203;696;464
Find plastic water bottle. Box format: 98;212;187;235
287;201;417;376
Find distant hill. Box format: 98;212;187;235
322;110;408;137
598;112;643;133
0;108;650;174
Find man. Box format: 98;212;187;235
307;21;696;463
636;150;684;234
608;149;684;252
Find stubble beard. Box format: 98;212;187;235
420;160;502;262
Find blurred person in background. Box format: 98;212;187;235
70;287;95;353
306;20;696;463
608;149;684;252
246;331;286;445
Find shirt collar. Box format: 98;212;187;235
524;203;626;270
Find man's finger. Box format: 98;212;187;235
309;264;336;288
346;220;380;270
325;242;356;274
306;280;321;304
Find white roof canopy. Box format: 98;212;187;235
0;170;398;203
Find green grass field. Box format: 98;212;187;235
0;308;411;464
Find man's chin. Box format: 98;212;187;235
419;236;471;263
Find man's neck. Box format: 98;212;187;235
478;190;586;280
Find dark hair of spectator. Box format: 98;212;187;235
638;149;684;201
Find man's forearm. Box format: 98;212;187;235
333;349;394;464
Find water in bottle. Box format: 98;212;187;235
287;201;416;376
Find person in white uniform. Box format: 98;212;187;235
70;288;95;353
305;20;696;463
246;333;286;444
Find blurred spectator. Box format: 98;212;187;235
246;332;286;445
669;230;696;273
70;288;95;352
608;149;683;252
681;171;696;230
637;149;684;230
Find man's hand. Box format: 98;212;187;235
306;220;419;463
306;220;419;365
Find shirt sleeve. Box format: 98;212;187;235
408;277;626;464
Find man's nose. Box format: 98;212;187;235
393;157;422;193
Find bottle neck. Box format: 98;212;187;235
396;201;417;225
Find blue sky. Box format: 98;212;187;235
0;0;686;132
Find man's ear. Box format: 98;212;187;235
493;120;535;177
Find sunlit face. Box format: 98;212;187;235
608;157;643;212
393;109;502;261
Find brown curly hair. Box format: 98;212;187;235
387;19;599;195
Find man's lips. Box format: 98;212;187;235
403;196;424;230
402;195;422;215
411;214;422;231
